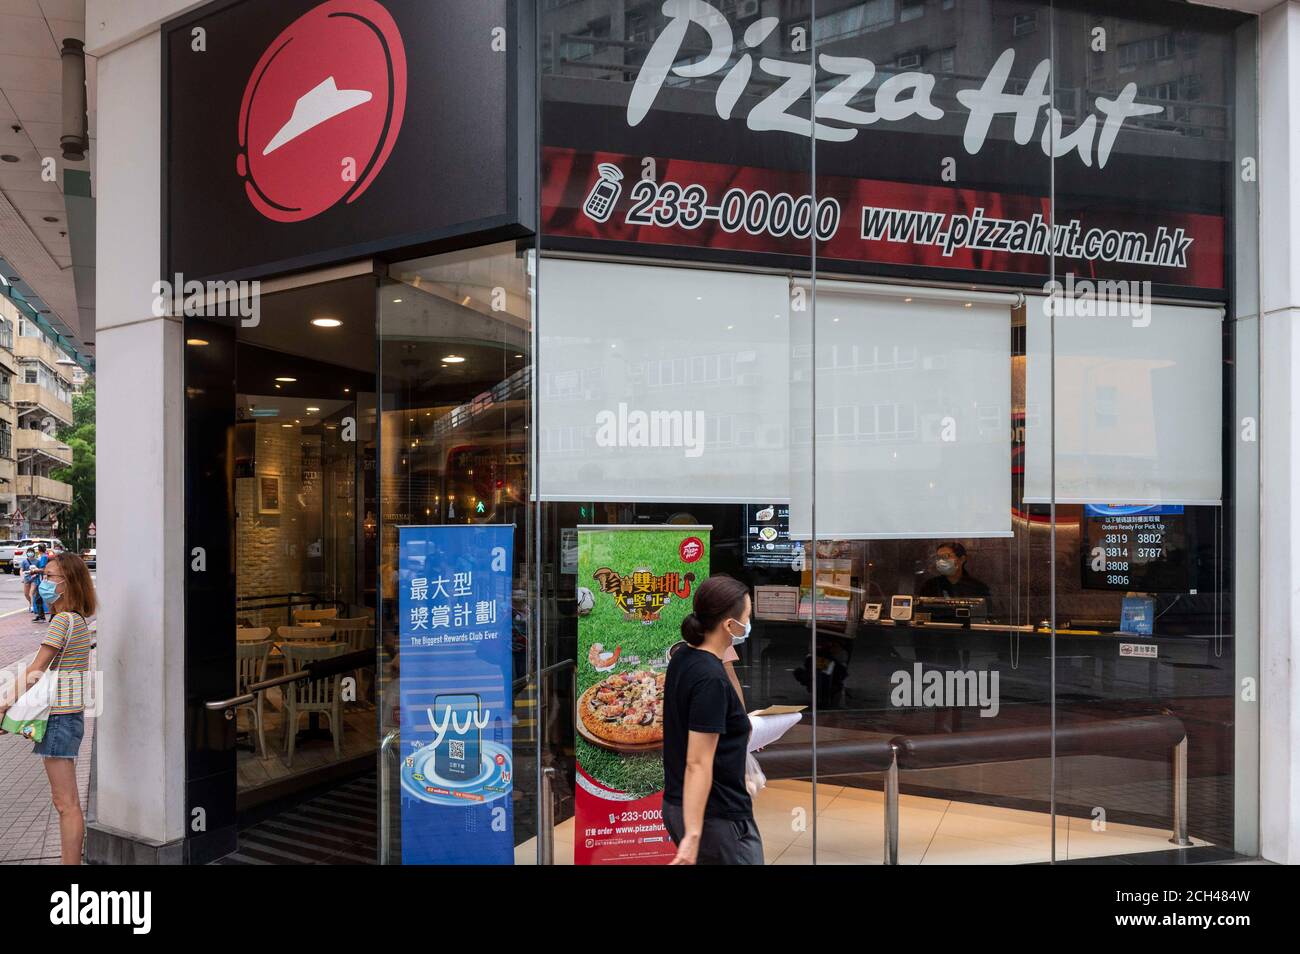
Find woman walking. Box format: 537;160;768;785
662;573;763;865
0;551;96;864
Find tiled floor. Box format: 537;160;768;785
517;778;1209;865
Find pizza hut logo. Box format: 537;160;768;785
237;0;407;223
679;537;704;563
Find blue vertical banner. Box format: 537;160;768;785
398;524;514;865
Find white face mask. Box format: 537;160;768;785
935;558;957;574
728;618;752;646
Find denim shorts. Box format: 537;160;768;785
34;711;84;759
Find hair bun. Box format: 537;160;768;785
681;612;705;646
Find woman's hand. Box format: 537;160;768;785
670;831;700;865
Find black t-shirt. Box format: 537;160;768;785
919;573;991;601
662;646;752;820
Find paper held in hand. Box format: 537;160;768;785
748;705;805;752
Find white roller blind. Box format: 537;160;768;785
1023;297;1223;506
538;259;791;503
789;281;1014;540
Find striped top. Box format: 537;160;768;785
40;611;92;715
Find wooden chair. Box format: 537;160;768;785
235;639;273;758
323;617;376;702
275;625;334;645
281;642;348;766
236;626;273;643
293;607;339;626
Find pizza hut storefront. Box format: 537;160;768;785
89;0;1261;865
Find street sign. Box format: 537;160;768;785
88;522;96;537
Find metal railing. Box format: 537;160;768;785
204;648;374;718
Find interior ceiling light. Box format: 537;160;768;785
306;407;320;413
186;338;209;347
275;376;297;382
441;354;466;364
42;216;58;223
311;317;341;328
0;155;18;163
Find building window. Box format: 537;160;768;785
895;49;923;70
900;0;925;23
1119;33;1175;68
937;47;955;73
0;421;10;460
24;369;36;385
1012;12;1037;36
814;0;896;43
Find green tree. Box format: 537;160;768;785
52;384;95;550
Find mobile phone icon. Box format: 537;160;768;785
433;693;482;782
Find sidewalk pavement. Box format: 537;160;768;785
0;607;95;865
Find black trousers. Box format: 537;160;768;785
663;801;764;865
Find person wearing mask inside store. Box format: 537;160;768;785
919;542;991;603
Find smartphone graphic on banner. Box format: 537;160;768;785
433;693;482;782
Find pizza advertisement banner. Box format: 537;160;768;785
542;146;1226;292
574;525;710;865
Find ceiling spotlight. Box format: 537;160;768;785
306;407;320;413
392;298;403;304
186;338;209;347
311;317;341;328
441;354;466;364
275;376;296;382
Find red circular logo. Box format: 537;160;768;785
237;0;407;223
679;537;704;563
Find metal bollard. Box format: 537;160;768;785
884;745;900;865
1169;736;1191;847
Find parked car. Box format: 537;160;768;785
0;540;17;573
82;548;96;569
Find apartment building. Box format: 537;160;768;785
0;296;17;523
11;312;74;537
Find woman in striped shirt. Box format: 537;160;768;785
0;551;96;864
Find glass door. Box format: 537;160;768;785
377;241;537;863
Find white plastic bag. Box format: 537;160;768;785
744;752;767;796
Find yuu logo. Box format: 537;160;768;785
426;704;490;749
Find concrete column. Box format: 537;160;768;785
1259;0;1300;865
84;27;188;863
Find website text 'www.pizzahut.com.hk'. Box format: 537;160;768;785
860;204;1194;268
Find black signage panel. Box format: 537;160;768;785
539;0;1247;297
1080;505;1194;593
165;0;535;281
